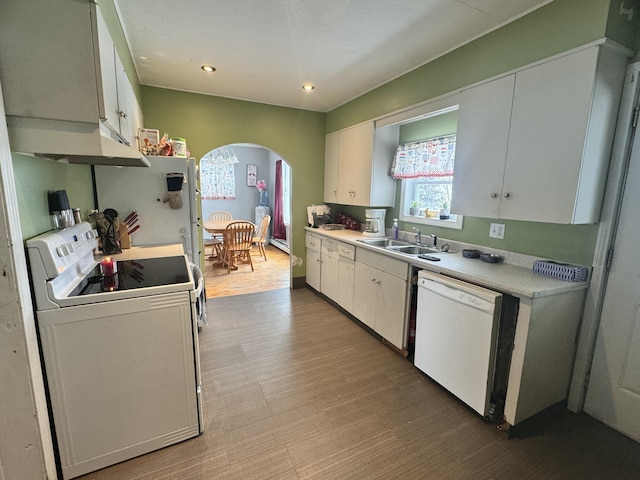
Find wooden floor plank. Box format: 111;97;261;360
78;287;640;480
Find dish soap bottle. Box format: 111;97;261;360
392;218;399;240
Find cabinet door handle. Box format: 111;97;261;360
375;280;381;285
490;193;498;198
370;277;376;283
503;192;511;198
117;110;127;119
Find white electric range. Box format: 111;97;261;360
27;222;203;480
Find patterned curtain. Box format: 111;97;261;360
200;157;236;200
390;134;456;179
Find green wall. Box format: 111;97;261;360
12;154;94;239
13;0;636;270
324;0;638;266
141;87;326;278
326;0;622;132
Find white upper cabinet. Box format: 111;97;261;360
0;0;100;123
452;75;514;220
324;122;398;207
0;0;142;147
96;8;120;135
452;43;629;224
324;131;340;202
97;8;142;147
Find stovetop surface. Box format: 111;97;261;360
70;256;190;297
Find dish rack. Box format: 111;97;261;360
532;260;589;282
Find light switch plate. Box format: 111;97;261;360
489;223;505;239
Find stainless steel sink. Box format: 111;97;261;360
357;238;411;248
393;245;440;255
357;238;442;255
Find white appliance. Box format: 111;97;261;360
414;270;502;417
27;223;203;479
94;157;201;266
363;208;386;237
255;205;271;246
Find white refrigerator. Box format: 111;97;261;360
94;157;201;266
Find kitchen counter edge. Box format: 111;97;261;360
305;227;589;299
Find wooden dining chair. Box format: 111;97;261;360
206;211;233;258
252;215;271;260
222;221;256;273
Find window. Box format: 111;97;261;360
392;133;463;229
200;152;237;200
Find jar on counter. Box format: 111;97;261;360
72;208;82;225
170;137;187;157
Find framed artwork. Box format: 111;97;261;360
247;165;257;186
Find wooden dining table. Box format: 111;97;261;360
202;219;236;234
202;220;254;270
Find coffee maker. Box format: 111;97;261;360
363;209;386;237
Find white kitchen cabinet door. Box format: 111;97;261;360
115;52;131;143
337;257;355;314
324;131;340;203
353;262;376;329
451;75;514;218
372;269;407;350
502;48;599;223
320;239;340;301
305;234;321;291
327;122;398;207
353;258;407;348
336;242;356;314
337;122;375;205
96;7;119;134
453;44;626;224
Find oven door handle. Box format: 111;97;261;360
190;262;204;297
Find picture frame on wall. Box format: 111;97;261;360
247;165;257;186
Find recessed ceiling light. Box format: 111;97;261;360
201;65;216;73
302;83;315;92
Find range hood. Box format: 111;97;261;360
6;116;150;168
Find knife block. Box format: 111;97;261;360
118;223;131;249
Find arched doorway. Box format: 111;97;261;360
199;143;292;297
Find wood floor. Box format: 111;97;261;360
78;288;640;480
204;244;290;298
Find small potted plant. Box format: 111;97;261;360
409;200;420;216
439;201;450;220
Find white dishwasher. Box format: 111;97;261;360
415;270;502;417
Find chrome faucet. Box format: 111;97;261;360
431;234;437;248
412;227;421;245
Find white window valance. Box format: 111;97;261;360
390;134;456;179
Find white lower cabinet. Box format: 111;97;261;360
306;234;354;310
320;239;340;301
337;243;355;314
305;233;321;291
305;233;408;349
353;248;409;350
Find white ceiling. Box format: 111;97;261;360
115;0;553;112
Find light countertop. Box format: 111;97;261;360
97;244;185;261
305;227;589;299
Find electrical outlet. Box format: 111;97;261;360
489;223;505;239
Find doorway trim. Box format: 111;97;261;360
568;61;640;411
